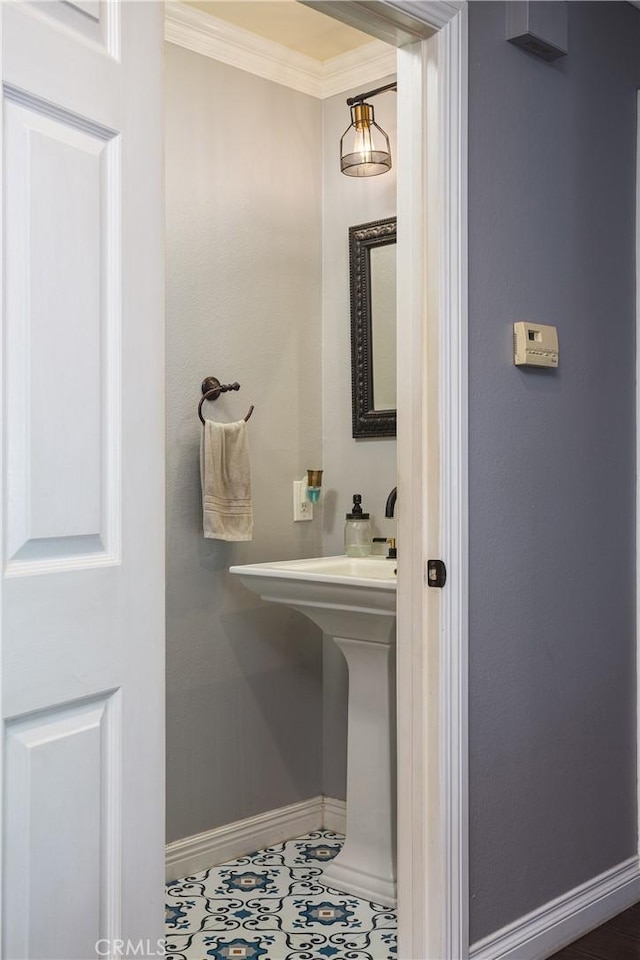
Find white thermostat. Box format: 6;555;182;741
513;321;559;368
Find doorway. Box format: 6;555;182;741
165;5;400;955
164;2;469;958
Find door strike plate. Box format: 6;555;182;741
427;559;447;588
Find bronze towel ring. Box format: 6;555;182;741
198;376;255;425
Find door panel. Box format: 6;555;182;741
4;92;119;571
29;0;111;50
1;2;165;956
4;692;121;959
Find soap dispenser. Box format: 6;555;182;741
344;494;372;557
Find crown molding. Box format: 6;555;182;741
322;41;397;98
164;1;322;96
383;0;464;32
164;1;396;99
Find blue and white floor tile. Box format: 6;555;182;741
165;830;397;960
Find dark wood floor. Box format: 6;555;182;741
549;903;640;959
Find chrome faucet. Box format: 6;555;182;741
385;486;397;518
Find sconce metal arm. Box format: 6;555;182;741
346;82;397;107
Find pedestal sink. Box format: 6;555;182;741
229;555;397;906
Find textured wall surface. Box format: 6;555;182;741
166;40;398;837
165;45;324;843
469;1;639;941
321;78;397;801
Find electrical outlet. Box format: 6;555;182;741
293;480;313;521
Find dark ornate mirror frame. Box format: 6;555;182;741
349;216;397;438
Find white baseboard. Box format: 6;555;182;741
166;795;347;881
470;856;640;960
322;795;347;834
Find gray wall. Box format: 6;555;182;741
165;45;324;844
166;41;398;840
469;1;639;941
321;80;397;800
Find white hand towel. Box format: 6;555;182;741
200;419;253;541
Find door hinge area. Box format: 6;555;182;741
427;559;447;588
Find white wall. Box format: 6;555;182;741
320;76;397;800
165;45;324;843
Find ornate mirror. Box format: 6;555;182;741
349;217;397;438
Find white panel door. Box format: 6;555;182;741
1;2;164;957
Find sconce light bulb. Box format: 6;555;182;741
353;124;374;164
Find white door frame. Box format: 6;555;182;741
310;4;469;958
396;8;468;960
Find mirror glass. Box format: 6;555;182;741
349;217;397;438
370;243;397;411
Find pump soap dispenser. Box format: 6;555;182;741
344;494;372;557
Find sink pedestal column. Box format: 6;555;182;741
322;635;396;907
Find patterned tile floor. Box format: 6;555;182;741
165;830;397;960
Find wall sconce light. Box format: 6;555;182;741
340;82;397;178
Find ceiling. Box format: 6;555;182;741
185;1;376;61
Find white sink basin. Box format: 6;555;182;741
230;555;398;906
229;555;396;644
232;554;396;583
